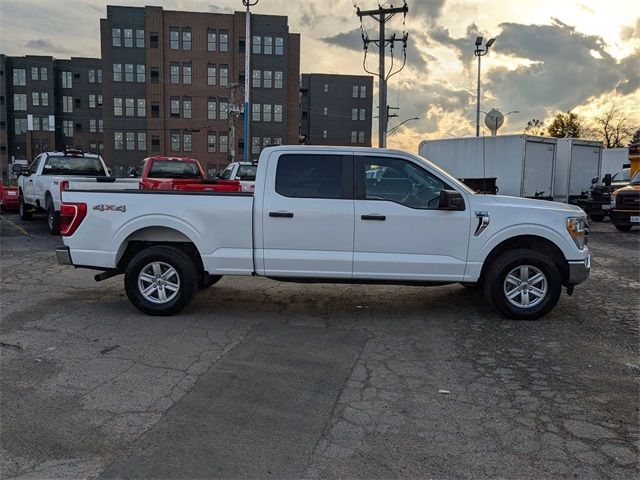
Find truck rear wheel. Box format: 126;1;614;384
483;249;562;320
46;200;60;235
124;246;197;315
19;195;32;220
614;224;632;232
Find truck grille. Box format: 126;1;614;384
617;193;640;209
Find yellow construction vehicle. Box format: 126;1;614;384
609;144;640;231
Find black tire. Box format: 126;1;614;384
124;245;197;315
614;224;632;232
460;282;481;290
483;248;562;320
198;273;222;289
46;197;60;235
19;195;32;220
589;213;605;222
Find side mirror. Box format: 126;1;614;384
603;174;612;187
127;167;136;178
12;164;29;176
108;169;112;176
591;176;598;185
438;189;465;211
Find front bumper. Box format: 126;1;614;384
56;246;73;265
568;255;591;285
610;210;640;226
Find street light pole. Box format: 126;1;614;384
387;117;419;136
474;36;495;137
242;0;258;162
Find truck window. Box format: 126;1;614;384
276;154;352;199
29;155;42;174
149;161;200;178
218;164;234;180
237;164;257;181
360;156;451;209
42;156;107;176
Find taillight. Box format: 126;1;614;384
60;202;87;237
60;180;69;200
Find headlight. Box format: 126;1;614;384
610;195;616;208
567;217;588;249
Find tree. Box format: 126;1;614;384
594;107;633;148
524;119;545;136
628;128;640;146
547;111;584;138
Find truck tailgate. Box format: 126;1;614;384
61;190;254;275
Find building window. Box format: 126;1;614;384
219;31;229;51
352;108;358;121
352;86;358;98
30;117;38;131
263;36;273;55
41;92;49;106
263;104;272;122
138;132;146;150
32;92;40;106
31;67;39;80
136;29;145;48
170;28;179;49
63;120;74;137
137;64;145;83
207;98;217;120
61;71;72;88
97;69;102;83
207;29;216;51
89;94;96;108
62;95;73;113
220;134;228;153
252;103;261;122
75;97;81;108
124;64;134;82
207;64;216;85
274;137;282;145
40;67;48;81
262;70;272;89
219;65;228;87
252;70;261;88
183;132;192;152
170;63;180;84
252;35;261;54
150;32;159;48
182;28;192;50
220;98;228;120
88;69;95;83
171;131;180;151
152;135;160;151
359;108;366;121
114;98;123;116
126;132;135;150
274;71;283;89
263;137;271;149
358;131;365;143
323;83;329;93
151;102;160;117
99;119;103;132
275;36;284;55
207;132;217;153
351;131;357;143
137;98;146;117
42;117;50;131
113;63;122;82
89;119;97;133
14;118;27;135
97;94;102;107
182;63;192;84
13;69;26;86
125;98;135;116
360;86;367;98
183;97;192;119
124;28;133;47
151;67;159;83
112;28;121;47
170;97;180;117
323;107;328;116
274;104;283;122
252;137;260;154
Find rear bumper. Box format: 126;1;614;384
568;255;591;285
56;246;73;265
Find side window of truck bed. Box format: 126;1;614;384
275;154;353;199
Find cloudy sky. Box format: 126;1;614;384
1;0;639;151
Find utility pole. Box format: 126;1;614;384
242;0;258;162
228;83;245;162
473;36;495;137
357;1;408;148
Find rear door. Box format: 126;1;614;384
523;140;555;198
569;144;601;197
262;152;354;278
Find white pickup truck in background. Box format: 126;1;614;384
218;161;257;192
14;149;138;234
57;146;591;320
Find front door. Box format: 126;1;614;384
23;155;41;203
353;154;471;281
262;152;354;278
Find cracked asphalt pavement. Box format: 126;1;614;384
1;212;638;479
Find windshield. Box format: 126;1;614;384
218;164;234;180
237;165;257;181
612;169;631;183
630;170;640;185
43;156;106;176
149;161;201;179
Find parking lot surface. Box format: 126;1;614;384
1;212;638;479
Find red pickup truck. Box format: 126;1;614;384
0;179;19;211
131;156;240;192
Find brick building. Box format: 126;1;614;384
101;5;300;176
300;73;373;147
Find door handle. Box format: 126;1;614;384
361;214;386;221
29;179;33;182
269;211;294;218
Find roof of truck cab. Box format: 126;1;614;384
42;151;101;158
261;145;411;156
145;156;199;162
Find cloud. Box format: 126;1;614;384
428;23;482;69
620;17;640;41
25;38;75;55
209;4;234;15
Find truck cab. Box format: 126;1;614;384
610;144;640;231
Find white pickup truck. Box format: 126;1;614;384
14;149;138;234
218;161;257;192
57;146;591;320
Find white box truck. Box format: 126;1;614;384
418;135;556;199
600;147;629;177
554;139;603;204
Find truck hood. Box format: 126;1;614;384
471;194;585;215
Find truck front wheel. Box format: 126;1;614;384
614;224;632;232
483;249;562;320
589;213;605;222
19;195;32;220
124;246;197;315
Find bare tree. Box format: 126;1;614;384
594;107;633;148
524;118;545;136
